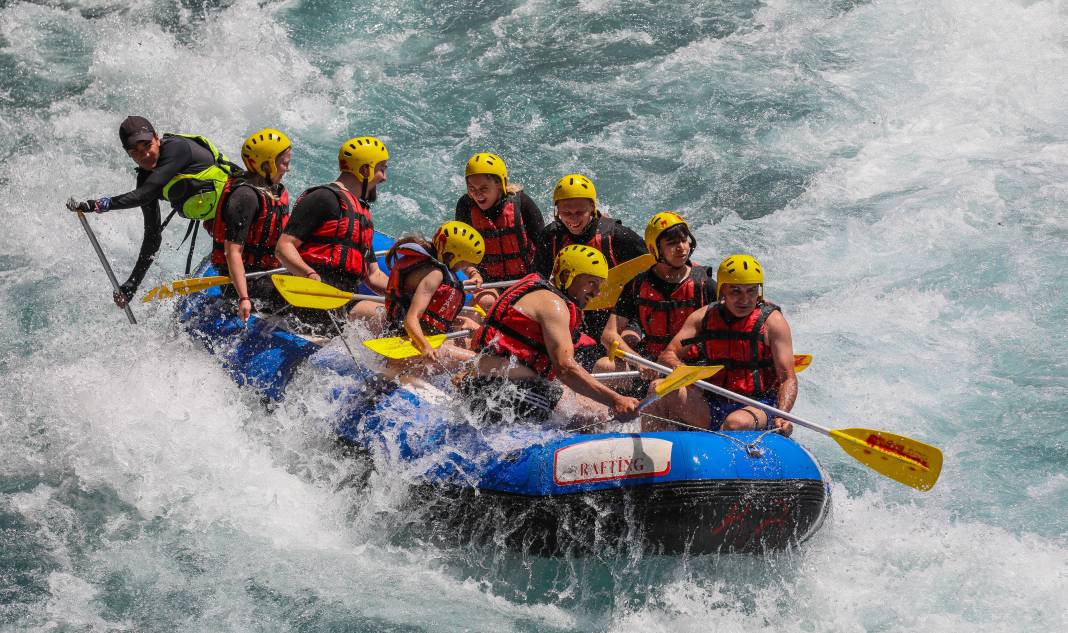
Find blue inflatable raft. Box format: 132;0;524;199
175;232;831;555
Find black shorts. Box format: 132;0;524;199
456;375;564;424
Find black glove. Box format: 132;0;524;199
113;281;136;307
66;197;111;213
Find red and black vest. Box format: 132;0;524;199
546;217;621;267
635;265;714;358
475;273;582;379
210;182;289;270
465;194;532;281
681;302;782;396
384;243;465;335
296;183;375;279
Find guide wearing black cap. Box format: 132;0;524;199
66;116;238;307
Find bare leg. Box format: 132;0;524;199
721;406;768;431
642;385;712;432
349;300;386;331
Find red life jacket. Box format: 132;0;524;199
465;194;532;281
546;217;620;266
680;302;782;396
635;265;714;358
384;243;465;335
210;181;289;270
296;183;375;279
475;273;582;379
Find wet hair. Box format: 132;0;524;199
658;223;692;246
385;233;438;268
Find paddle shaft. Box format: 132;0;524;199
349;294;481;315
617;349;831;438
77;211;136;324
245;267;286;280
590;370;640;380
466;279;520;290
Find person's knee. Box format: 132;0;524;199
591;356;616;373
722;406;766;431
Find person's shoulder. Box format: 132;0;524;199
542;219;566;235
158;135;191;158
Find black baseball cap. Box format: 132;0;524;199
119;116;156;149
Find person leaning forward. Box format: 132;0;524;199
274;136;390;333
643;254;797;435
66;116;237;307
457;245;640;424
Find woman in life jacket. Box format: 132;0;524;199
596;212;716;388
357;221;485;371
642;254;797;435
209;128;292;321
533;174;646;369
453;152;545;313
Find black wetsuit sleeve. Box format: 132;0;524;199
107;138;194;210
454;195;472;224
612;223;647;264
613;276;642;321
121;167;163;292
221;186;260;244
283;188;339;242
518;191;545;244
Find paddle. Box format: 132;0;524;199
608;342;943;491
633;364;722;412
583;254;656;311
142;268;286;302
271;275;484;316
363;329;471;359
75;210;136;324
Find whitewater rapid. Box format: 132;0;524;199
1;0;1066;631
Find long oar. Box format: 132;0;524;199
609;342;942;491
272;275;484;316
75;210;136;324
583;254;656;311
142;267;285;302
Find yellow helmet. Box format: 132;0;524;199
644;211;695;261
464;152;508;189
552;244;608;290
242;128;291;182
552;173;598;216
338;136;389;182
433;221;485;267
716;254;764;298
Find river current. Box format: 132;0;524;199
1;1;1066;631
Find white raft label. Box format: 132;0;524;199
553;437;672;485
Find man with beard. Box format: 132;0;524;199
275;136;390;332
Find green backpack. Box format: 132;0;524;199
160;133;236;221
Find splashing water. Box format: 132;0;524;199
2;0;1066;630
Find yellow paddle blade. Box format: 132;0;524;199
830;428;943;491
272;275;354;310
583;254;656;311
363;333;449;359
794;354;813;373
654;364;723;397
142;276;231;302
